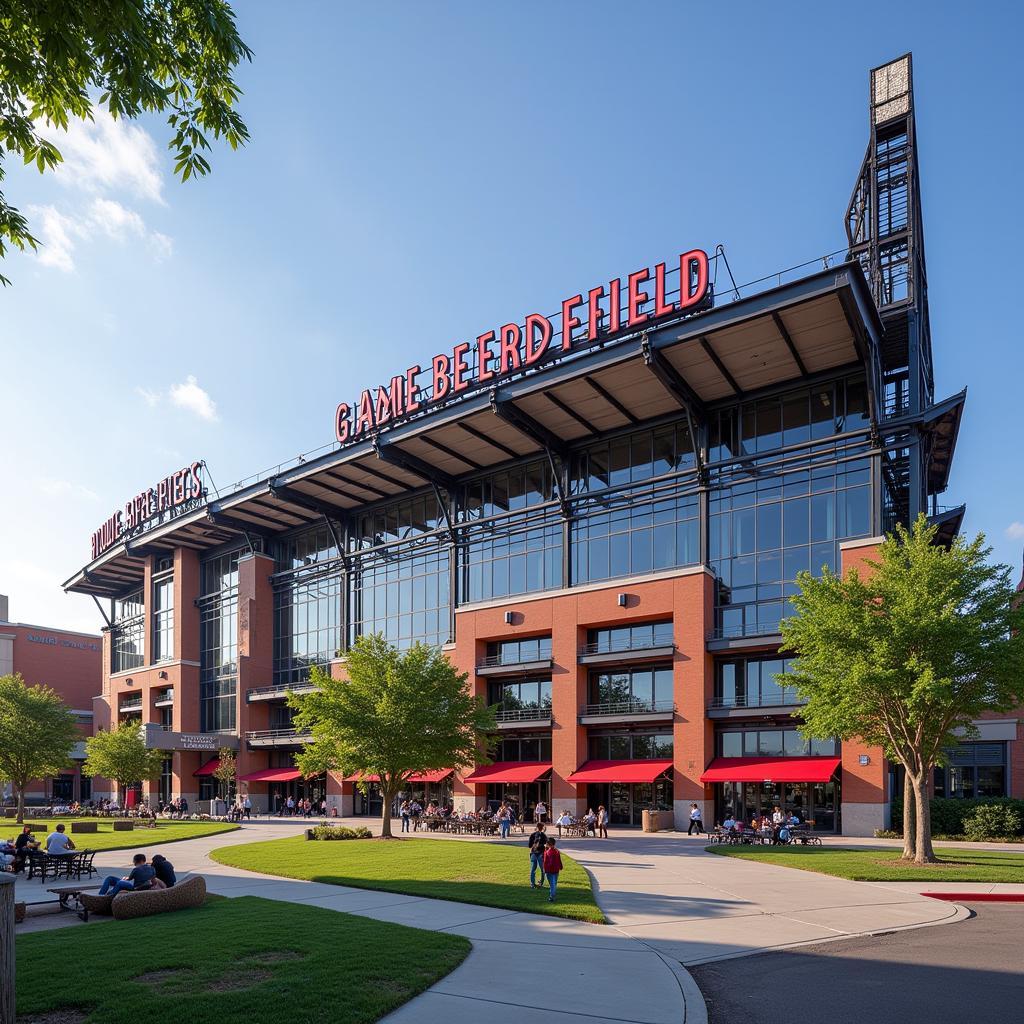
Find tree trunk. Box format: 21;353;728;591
15;784;25;825
1;874;15;1024
379;793;394;838
901;769;916;861
911;771;937;864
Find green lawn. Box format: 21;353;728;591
706;843;1024;882
16;895;468;1024
211;835;606;923
2;817;237;852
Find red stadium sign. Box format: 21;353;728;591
334;249;710;443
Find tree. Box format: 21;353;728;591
781;515;1024;864
290;634;497;838
0;673;79;822
213;746;237;801
83;721;164;805
0;0;252;283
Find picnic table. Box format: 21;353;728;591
45;883;102;922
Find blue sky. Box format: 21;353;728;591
2;1;1022;632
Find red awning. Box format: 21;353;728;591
700;757;841;784
567;759;674;784
463;762;551;784
343;769;454;784
237;768;302;783
193;757;220;777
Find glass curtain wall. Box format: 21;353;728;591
152;572;174;663
198;547;242;733
273;525;343;684
714;656;799;710
110;588;145;673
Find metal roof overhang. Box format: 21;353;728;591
66;262;883;597
928;504;966;549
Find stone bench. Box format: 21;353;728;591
71;822;98;833
112;821;134;831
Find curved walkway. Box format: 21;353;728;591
14;821;970;1024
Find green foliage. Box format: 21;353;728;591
891;796;1024;838
309;824;372;841
0;672;79;821
83;720;165;795
779;515;1024;859
963;804;1023;842
212;746;237;795
289;634;496;836
0;0;252;283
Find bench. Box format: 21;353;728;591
70;821;98;833
45;883;102;921
112;821;134;831
79;875;207;921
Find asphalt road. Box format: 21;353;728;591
691;904;1024;1024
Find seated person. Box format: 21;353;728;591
732;818;745;832
555;810;572;836
722;814;736;830
0;839;16;871
151;853;176;889
45;823;76;855
788;811;801;826
98;853;156;896
15;825;39;860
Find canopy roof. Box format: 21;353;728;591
343;769;454;784
566;759;674;784
236;767;301;783
193;757;220;778
700;756;841;784
66;262;884;598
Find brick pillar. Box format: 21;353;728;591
237;552;275;811
174;547;201;805
674;570;715;829
838;537;889;835
550;600;586;816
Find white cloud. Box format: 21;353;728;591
148;231;174;261
1006;522;1024;540
28;198;171;273
39;107;165;204
35;477;100;502
169;375;219;422
89;197;146;240
135;386;161;408
30;205;81;272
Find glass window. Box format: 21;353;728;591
199;546;244;733
111;587;145;673
587;621;673;655
486;636;553;665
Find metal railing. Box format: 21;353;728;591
153;690;174;705
708;692;805;710
709;622;785;641
118;700;143;713
494;706;552;724
246;681;321;700
245;728;312;744
476;652;551;671
579;636;674;657
580;699;675;717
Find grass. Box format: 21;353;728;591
2;817;237;852
211;835;606;923
16;895;469;1024
706;843;1024;882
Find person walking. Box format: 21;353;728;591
497;802;512;839
687;803;704;835
542;837;563;902
400;799;411;833
243;794;252;820
597;804;609;839
527;821;547;888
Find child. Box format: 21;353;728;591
542;836;563;903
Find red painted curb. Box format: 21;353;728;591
920;892;1024;902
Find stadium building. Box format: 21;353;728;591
66;56;1011;834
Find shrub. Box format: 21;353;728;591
889;797;1024;838
310;824;372;841
962;804;1023;842
873;829;901;839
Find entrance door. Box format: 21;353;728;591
354;783;383;817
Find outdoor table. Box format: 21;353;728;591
45;883;102;922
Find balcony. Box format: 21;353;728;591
579;698;675;726
476;653;553;677
153;689;174;708
707;691;806;719
246;681;321;703
578;637;675;667
118;699;143;714
245;728;312;748
494;706;553;730
706;622;785;652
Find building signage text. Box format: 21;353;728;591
334;249;711;443
27;633;100;652
90;462;206;559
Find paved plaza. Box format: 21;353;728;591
13;821;997;1022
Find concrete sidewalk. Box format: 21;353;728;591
12;821;976;1023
